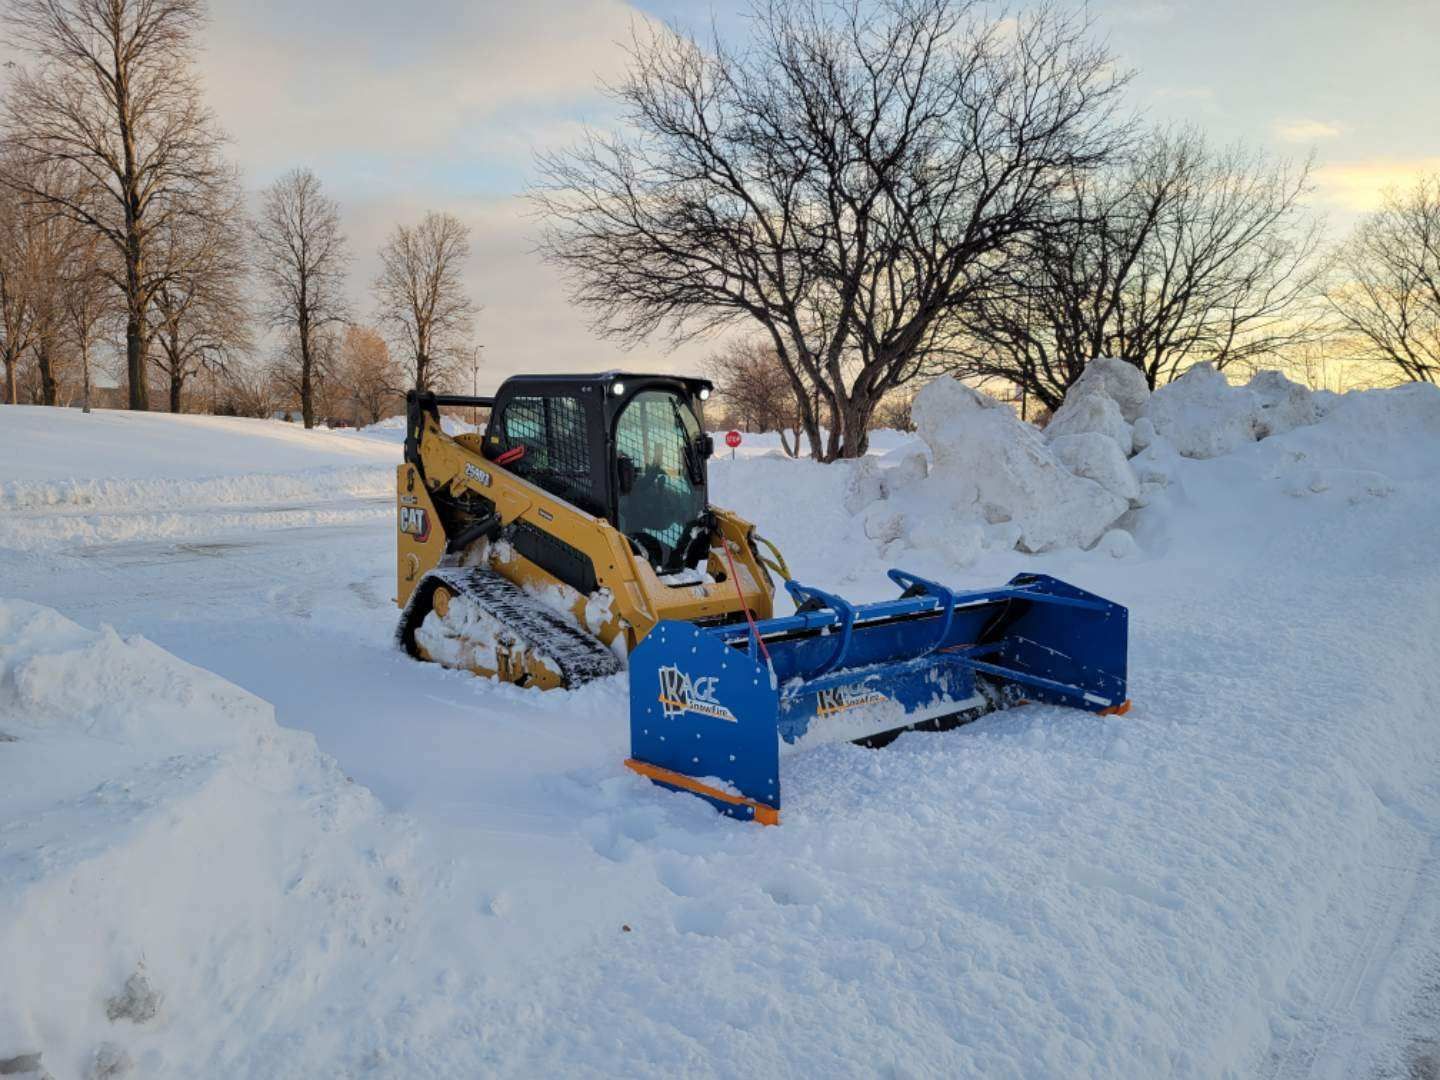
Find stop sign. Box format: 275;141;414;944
725;430;742;449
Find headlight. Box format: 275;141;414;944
698;387;711;401
611;382;626;396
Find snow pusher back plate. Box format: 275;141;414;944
626;571;1128;824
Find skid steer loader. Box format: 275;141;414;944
397;372;1129;824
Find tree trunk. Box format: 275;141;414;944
299;318;316;429
81;340;92;414
3;352;16;405
169;366;183;412
37;338;57;406
126;303;148;410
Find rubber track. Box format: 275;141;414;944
396;566;622;688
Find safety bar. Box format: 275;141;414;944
886;569;958;659
783;581;858;676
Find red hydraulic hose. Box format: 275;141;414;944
722;534;772;664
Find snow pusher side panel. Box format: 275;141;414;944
626;570;1128;824
626;621;782;824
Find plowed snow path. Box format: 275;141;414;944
4;401;1440;1078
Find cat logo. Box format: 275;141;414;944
657;665;737;723
398;505;431;542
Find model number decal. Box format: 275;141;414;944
465;462;492;486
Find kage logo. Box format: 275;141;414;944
657;665;737;722
816;677;888;717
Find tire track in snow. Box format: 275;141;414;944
1266;825;1438;1080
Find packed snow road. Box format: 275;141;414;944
3;393;1440;1079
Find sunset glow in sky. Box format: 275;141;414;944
35;0;1440;385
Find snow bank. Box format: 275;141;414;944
0;599;401;1080
0;405;397;481
911;379;1129;552
0;407;398;552
0;601;271;747
1142;363;1319;459
769;359;1423;582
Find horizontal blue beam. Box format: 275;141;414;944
962;657;1115;708
709;580;1113;650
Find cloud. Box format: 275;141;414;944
1311;157;1440;213
341;192;716;390
201;0;645;183
193;0;718;389
1275;119;1342;143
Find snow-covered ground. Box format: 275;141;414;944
2;377;1439;1080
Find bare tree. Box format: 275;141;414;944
59;222;114;413
217;358;280;418
372;210;476;392
267;324;336;421
872;392;916;432
533;0;1126;460
948;129;1329;409
1;0;229;410
147;178;250;411
252;168;350;427
333;324;401;425
19;163;103;406
704;339;806;455
0;176;38;404
1329;174;1440;385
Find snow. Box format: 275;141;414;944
1067;355;1153;423
903;376;1130;554
1045;383;1135;454
3;380;1440;1078
1141;362;1322;459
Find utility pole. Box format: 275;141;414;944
469;344;485;428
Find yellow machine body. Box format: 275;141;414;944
396;406;775;685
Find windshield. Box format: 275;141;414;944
614;389;707;570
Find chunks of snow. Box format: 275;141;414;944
1097;528;1139;558
1143;362;1263;459
842;457;887;514
1049;432;1141;505
912;377;1130;553
1131;415;1158;454
1141;363;1320;459
1068;356;1152;423
1249;369;1319;438
1045;385;1133;456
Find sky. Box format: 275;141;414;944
53;0;1440;390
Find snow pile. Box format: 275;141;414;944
0;599;402;1080
1143;362;1320;458
908;379;1130;553
840;359;1351;570
0;601;272;747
